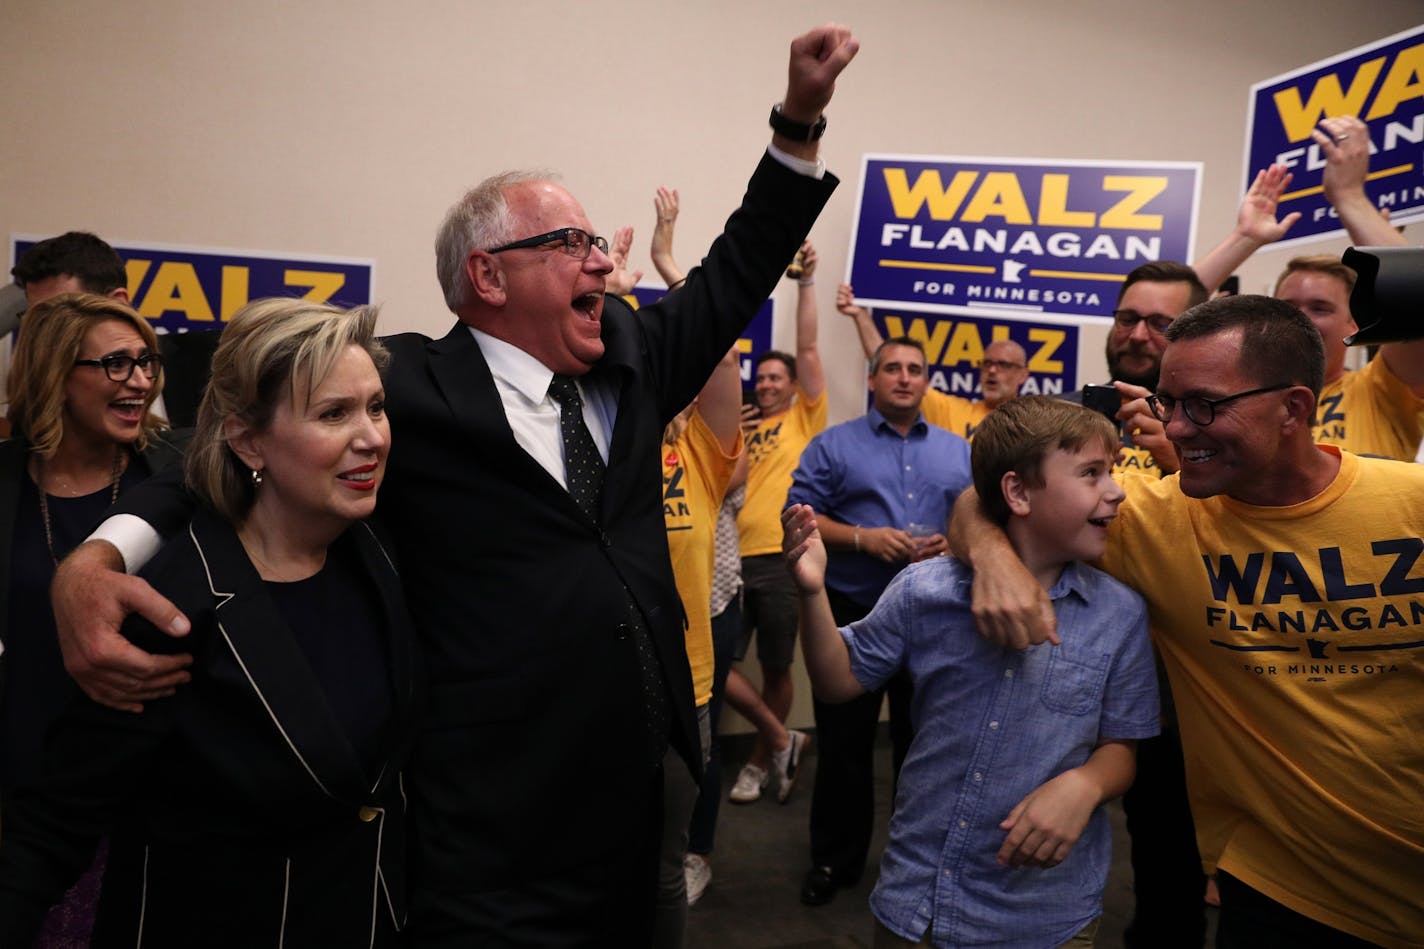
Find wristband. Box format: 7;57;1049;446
797;279;815;287
853;526;861;552
769;103;827;143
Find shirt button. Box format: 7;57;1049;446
358;806;379;822
943;869;953;878
958;819;967;829
989;721;1000;729
973;772;983;782
1004;669;1014;678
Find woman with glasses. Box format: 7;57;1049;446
0;292;179;949
0;298;420;948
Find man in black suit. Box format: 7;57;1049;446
49;23;857;946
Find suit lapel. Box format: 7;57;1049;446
188;508;372;801
348;520;420;787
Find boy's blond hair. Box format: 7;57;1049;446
971;395;1120;526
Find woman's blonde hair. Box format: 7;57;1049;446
184;297;388;522
6;292;166;458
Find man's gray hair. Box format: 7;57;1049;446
434;169;558;312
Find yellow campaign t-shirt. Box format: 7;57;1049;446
1314;356;1424;462
1100;449;1424;948
737;386;827;557
920;388;991;441
663;412;740;707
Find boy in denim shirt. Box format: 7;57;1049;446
782;396;1159;948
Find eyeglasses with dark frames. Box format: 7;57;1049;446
977;358;1025;371
1147;383;1292;427
73;352;164;383
487;227;609;260
1112;309;1175;335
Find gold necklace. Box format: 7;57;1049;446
38;446;125;566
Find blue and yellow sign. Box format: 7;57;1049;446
10;237;374;333
869;307;1081;397
847;155;1200;318
628;284;772;391
1245;25;1424;246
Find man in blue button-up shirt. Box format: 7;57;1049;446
785;336;972;906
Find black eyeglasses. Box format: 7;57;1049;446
977;358;1025;371
487;227;609;260
73;352;164;383
1112;309;1175;335
1147;383;1291;426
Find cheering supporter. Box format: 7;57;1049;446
785;395;1157;947
951;295;1424;949
0;293;179;948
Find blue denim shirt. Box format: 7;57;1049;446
847;557;1159;948
787;408;971;607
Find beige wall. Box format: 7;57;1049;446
5;1;1421;731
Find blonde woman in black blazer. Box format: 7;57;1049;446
0;299;421;949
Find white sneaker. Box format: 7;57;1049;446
684;853;712;906
772;730;810;804
729;763;769;803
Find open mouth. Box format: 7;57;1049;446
1180;448;1216;464
1088;516;1114;528
573;293;602;320
110;398;145;421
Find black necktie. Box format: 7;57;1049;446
548;374;669;765
548;374;605;522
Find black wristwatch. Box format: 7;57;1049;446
769;103;827;143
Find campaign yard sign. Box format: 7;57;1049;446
868;306;1081;398
847;154;1200;319
1245;24;1424;247
11;237;374;334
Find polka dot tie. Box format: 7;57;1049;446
549;374;669;765
548;374;605;523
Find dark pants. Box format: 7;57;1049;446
1122;721;1207;949
808;586;914;881
688;599;742;856
1215;872;1381;949
407;766;663;948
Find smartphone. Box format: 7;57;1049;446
1081;384;1122;429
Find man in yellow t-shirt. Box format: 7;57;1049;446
730;243;826;805
953;294;1424;948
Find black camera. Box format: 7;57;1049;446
1343;246;1424;345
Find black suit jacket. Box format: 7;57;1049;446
0;507;422;948
379;153;835;940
